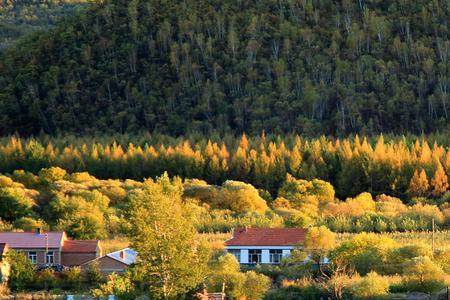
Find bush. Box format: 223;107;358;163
403;256;446;293
349;272;389;299
6;250;36;291
60;267;82;290
264;282;324;300
84;261;103;286
36;269;58;290
91;272;136;300
243;271;271;300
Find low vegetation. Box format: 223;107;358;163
0;163;448;298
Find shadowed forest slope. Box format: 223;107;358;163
1;0;450;136
0;0;89;48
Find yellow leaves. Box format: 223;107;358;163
431;162;449;197
375;194;407;217
304;225;336;251
407;169;430;198
324;192;375;218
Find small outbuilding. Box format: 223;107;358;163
82;248;137;277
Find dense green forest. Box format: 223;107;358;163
1;0;450;135
0;0;89;48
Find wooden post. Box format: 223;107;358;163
222;281;226;300
432;217;435;254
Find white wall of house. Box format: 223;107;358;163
225;246;295;264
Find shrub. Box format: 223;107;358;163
6;250;36;291
84;261;103;286
264;284;323;300
91;272;136;300
403;256;446;293
349;272;389;299
36;269;58;290
243;271;271;300
60;267;82;290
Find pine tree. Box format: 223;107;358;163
431;162;449;197
407;169;430;198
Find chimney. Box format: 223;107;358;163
119;250;125;260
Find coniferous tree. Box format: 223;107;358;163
431;163;449;197
408;169;430;198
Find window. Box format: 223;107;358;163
228;249;240;262
28;251;37;264
269;250;283;264
46;251;54;264
248;250;261;264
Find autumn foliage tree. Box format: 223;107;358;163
431;163;449;197
407;169;430;198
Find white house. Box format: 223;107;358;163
224;228;307;265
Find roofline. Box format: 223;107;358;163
80;254;131;267
225;245;297;247
0;231;65;234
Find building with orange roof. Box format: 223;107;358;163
224;228;307;264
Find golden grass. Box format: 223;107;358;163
337;230;450;251
100;235;130;254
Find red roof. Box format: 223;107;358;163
0;232;65;249
62;240;99;253
225;228;307;246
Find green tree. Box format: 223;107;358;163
0;188;35;222
243;271;271;300
39;167;67;183
127;174;209;299
303;226;335;273
92;272;136;299
403;256;446;293
207;254;245;298
331;233;396;275
6;250;35;291
217;181;268;214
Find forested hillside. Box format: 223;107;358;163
1;0;450;135
0;0;89;48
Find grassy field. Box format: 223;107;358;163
100;236;130;255
100;230;450;256
337;230;450;251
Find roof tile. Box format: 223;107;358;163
0;232;64;249
224;228;307;246
62;240;99;253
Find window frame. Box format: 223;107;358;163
28;251;37;264
269;249;283;264
46;251;54;265
248;249;261;264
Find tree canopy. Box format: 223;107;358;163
1;0;450;135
